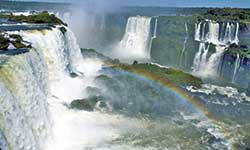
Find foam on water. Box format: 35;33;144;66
187;84;250;103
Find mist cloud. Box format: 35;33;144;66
62;0;125;48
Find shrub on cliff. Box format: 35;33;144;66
0;11;66;25
0;35;10;50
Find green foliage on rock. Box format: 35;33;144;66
10;34;31;49
96;74;112;81
0;11;66;25
225;45;250;58
70;96;106;111
199;8;250;24
0;33;31;50
0;35;10;50
59;26;67;34
9;34;22;42
112;63;203;88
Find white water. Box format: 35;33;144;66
187;84;250;103
193;21;239;77
232;53;241;83
179;23;189;66
192;43;210;72
0;22;239;150
153;17;158;38
112;16;152;62
19;28;111;150
0;40;51;150
2;25;159;150
0;26;113;150
148;17;158;58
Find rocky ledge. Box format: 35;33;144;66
110;62;203;88
0;11;67;54
0;11;66;25
0;33;31;51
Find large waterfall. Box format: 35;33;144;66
0;49;51;150
112;16;152;62
192;21;239;77
0;26;90;150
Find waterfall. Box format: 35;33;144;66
207;22;220;44
232;53;241;83
192;21;239;77
0;44;51;150
192;43;210;72
195;22;201;41
234;22;239;44
153;17;158;38
112;16;152;62
179;23;189;66
148;17;158;58
0;26;85;150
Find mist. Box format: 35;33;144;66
63;0;125;48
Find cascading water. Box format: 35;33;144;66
192;43;210;72
0;26;94;150
112;16;152;62
0;41;51;150
179;23;189;66
153;17;158;38
148;17;158;58
192;21;239;77
232;53;241;83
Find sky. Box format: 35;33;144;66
11;0;250;8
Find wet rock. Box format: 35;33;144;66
9;34;22;42
59;27;67;34
246;83;250;97
70;96;106;111
70;99;94;111
69;72;79;78
0;35;10;50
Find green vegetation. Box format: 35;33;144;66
225;44;250;58
111;63;203;88
81;48;97;53
11;34;31;49
59;26;67;34
0;35;10;50
95;74;112;81
0;11;66;25
0;34;31;50
199;8;250;24
69;96;106;111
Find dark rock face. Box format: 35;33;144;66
70;100;94;111
59;27;67;34
246;83;250;97
69;72;79;78
0;33;31;55
69;96;106;111
0;35;10;50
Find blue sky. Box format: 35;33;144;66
12;0;250;8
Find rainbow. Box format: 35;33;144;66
107;63;230;133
